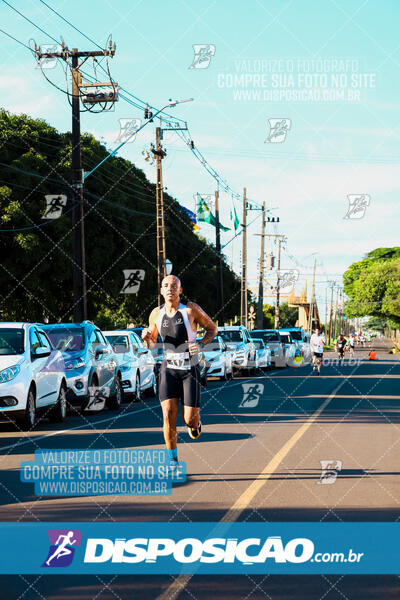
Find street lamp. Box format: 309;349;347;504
84;98;194;180
166;259;173;275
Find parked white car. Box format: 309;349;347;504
278;331;297;366
218;326;257;375
201;335;234;380
103;330;157;401
251;338;272;370
0;323;67;430
250;329;286;368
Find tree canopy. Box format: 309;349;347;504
343;247;400;328
0;108;240;326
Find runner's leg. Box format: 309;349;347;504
182;366;202;438
161;398;179;449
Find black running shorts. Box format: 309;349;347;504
158;362;201;407
313;352;323;359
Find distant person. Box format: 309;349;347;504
348;334;355;357
335;334;347;361
310;328;326;375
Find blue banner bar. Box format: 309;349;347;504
0;522;399;574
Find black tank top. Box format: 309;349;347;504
155;303;197;352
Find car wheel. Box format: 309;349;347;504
134;375;141;402
19;387;36;431
107;375;123;410
49;383;67;423
146;373;157;398
220;364;228;381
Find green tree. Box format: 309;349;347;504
278;302;298;328
343;247;400;328
0;108;240;325
262;304;275;328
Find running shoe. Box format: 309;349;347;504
168;458;179;474
188;421;202;440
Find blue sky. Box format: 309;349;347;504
1;0;400;318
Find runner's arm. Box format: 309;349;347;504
189;302;218;347
142;307;159;349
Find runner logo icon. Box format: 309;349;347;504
42;529;82;567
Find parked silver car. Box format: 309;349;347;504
278;331;297;366
43;321;123;413
218;326;257;375
103;330;157;401
0;323;67;430
250;330;286;368
251;338;272;370
201;335;234;380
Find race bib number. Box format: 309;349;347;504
165;351;191;370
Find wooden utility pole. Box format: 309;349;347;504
275;238;282;329
152;127;167;306
34;42;116;321
240;188;247;327
256;201;266;329
215;189;225;325
328;282;335;344
71;52;87;322
325;286;328;334
265;234;286;329
333;286;339;339
308;258;317;333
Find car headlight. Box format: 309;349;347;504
0;365;20;383
120;364;132;372
65;357;85;370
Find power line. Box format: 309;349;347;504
0;27;34;52
2;0;59;43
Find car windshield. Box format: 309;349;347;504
46;328;84;352
280;334;291;344
200;339;220;352
219;330;243;343
0;328;24;355
289;330;303;341
253;331;280;342
105;335;129;353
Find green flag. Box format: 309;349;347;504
230;197;239;232
196;193;230;231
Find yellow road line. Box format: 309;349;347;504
157;365;359;600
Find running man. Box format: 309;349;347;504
310;328;326;375
142;275;217;470
348;333;355;357
336;334;347;361
45;531;77;566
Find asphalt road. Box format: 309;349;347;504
0;339;399;599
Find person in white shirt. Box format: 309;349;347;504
310;328;326;375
